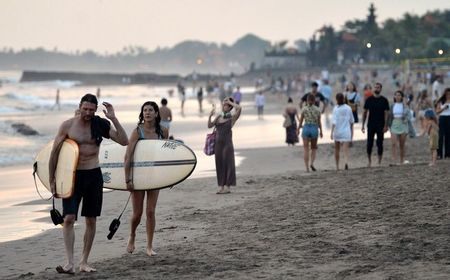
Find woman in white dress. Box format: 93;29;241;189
331;93;354;170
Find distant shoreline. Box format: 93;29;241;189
20;70;243;86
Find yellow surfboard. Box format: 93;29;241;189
34;139;79;198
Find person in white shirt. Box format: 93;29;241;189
255;91;265;120
387;91;411;164
331;93;354;170
431;75;443;103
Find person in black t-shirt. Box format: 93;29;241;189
300;82;327;113
361;82;390;167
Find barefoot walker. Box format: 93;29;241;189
208;97;241;194
49;94;128;274
125;101;169;256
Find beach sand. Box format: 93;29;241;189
2;134;450;279
2;85;450;279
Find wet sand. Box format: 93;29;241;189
3;134;450;279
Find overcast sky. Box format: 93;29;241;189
1;0;448;53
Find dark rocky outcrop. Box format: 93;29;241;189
11;123;39;136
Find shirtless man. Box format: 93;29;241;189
159;98;172;130
49;94;128;274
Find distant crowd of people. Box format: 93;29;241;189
278;70;450;171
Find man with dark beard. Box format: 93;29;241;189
49;94;128;274
361;83;390;167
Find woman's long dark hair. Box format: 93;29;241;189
437;88;450;105
346;82;357;93
393;90;404;103
137;101;163;137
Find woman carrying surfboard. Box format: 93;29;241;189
208;97;242;194
124;101;169;256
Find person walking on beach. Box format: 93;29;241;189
320;79;333;127
208;97;241;194
361;82;390;167
49;94;128;274
435;88;450;159
51;89;61;111
363;84;373;103
331;93;354;170
300;81;327;113
177;82;186;116
344;82;361;123
197;87;204;113
284;97;300;146
298;94;323;172
159;98;172;130
232;86;242;105
387;90;411;164
431;75;443;104
416;90;433;134
124;101;168;256
255;91;265;120
421;109;439;166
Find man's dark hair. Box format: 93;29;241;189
161;98;168;105
336;93;345;105
375;82;383;89
80;93;98;107
311;82;319;87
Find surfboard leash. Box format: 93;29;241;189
107;193;132;240
32;162;52;201
118;193;132;220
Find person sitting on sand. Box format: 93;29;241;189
298;93;323;172
49;94;128;274
208;97;242;194
125;101;169;256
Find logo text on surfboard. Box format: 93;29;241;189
161;141;179;150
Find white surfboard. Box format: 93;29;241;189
34;139;79;198
99;139;197;191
